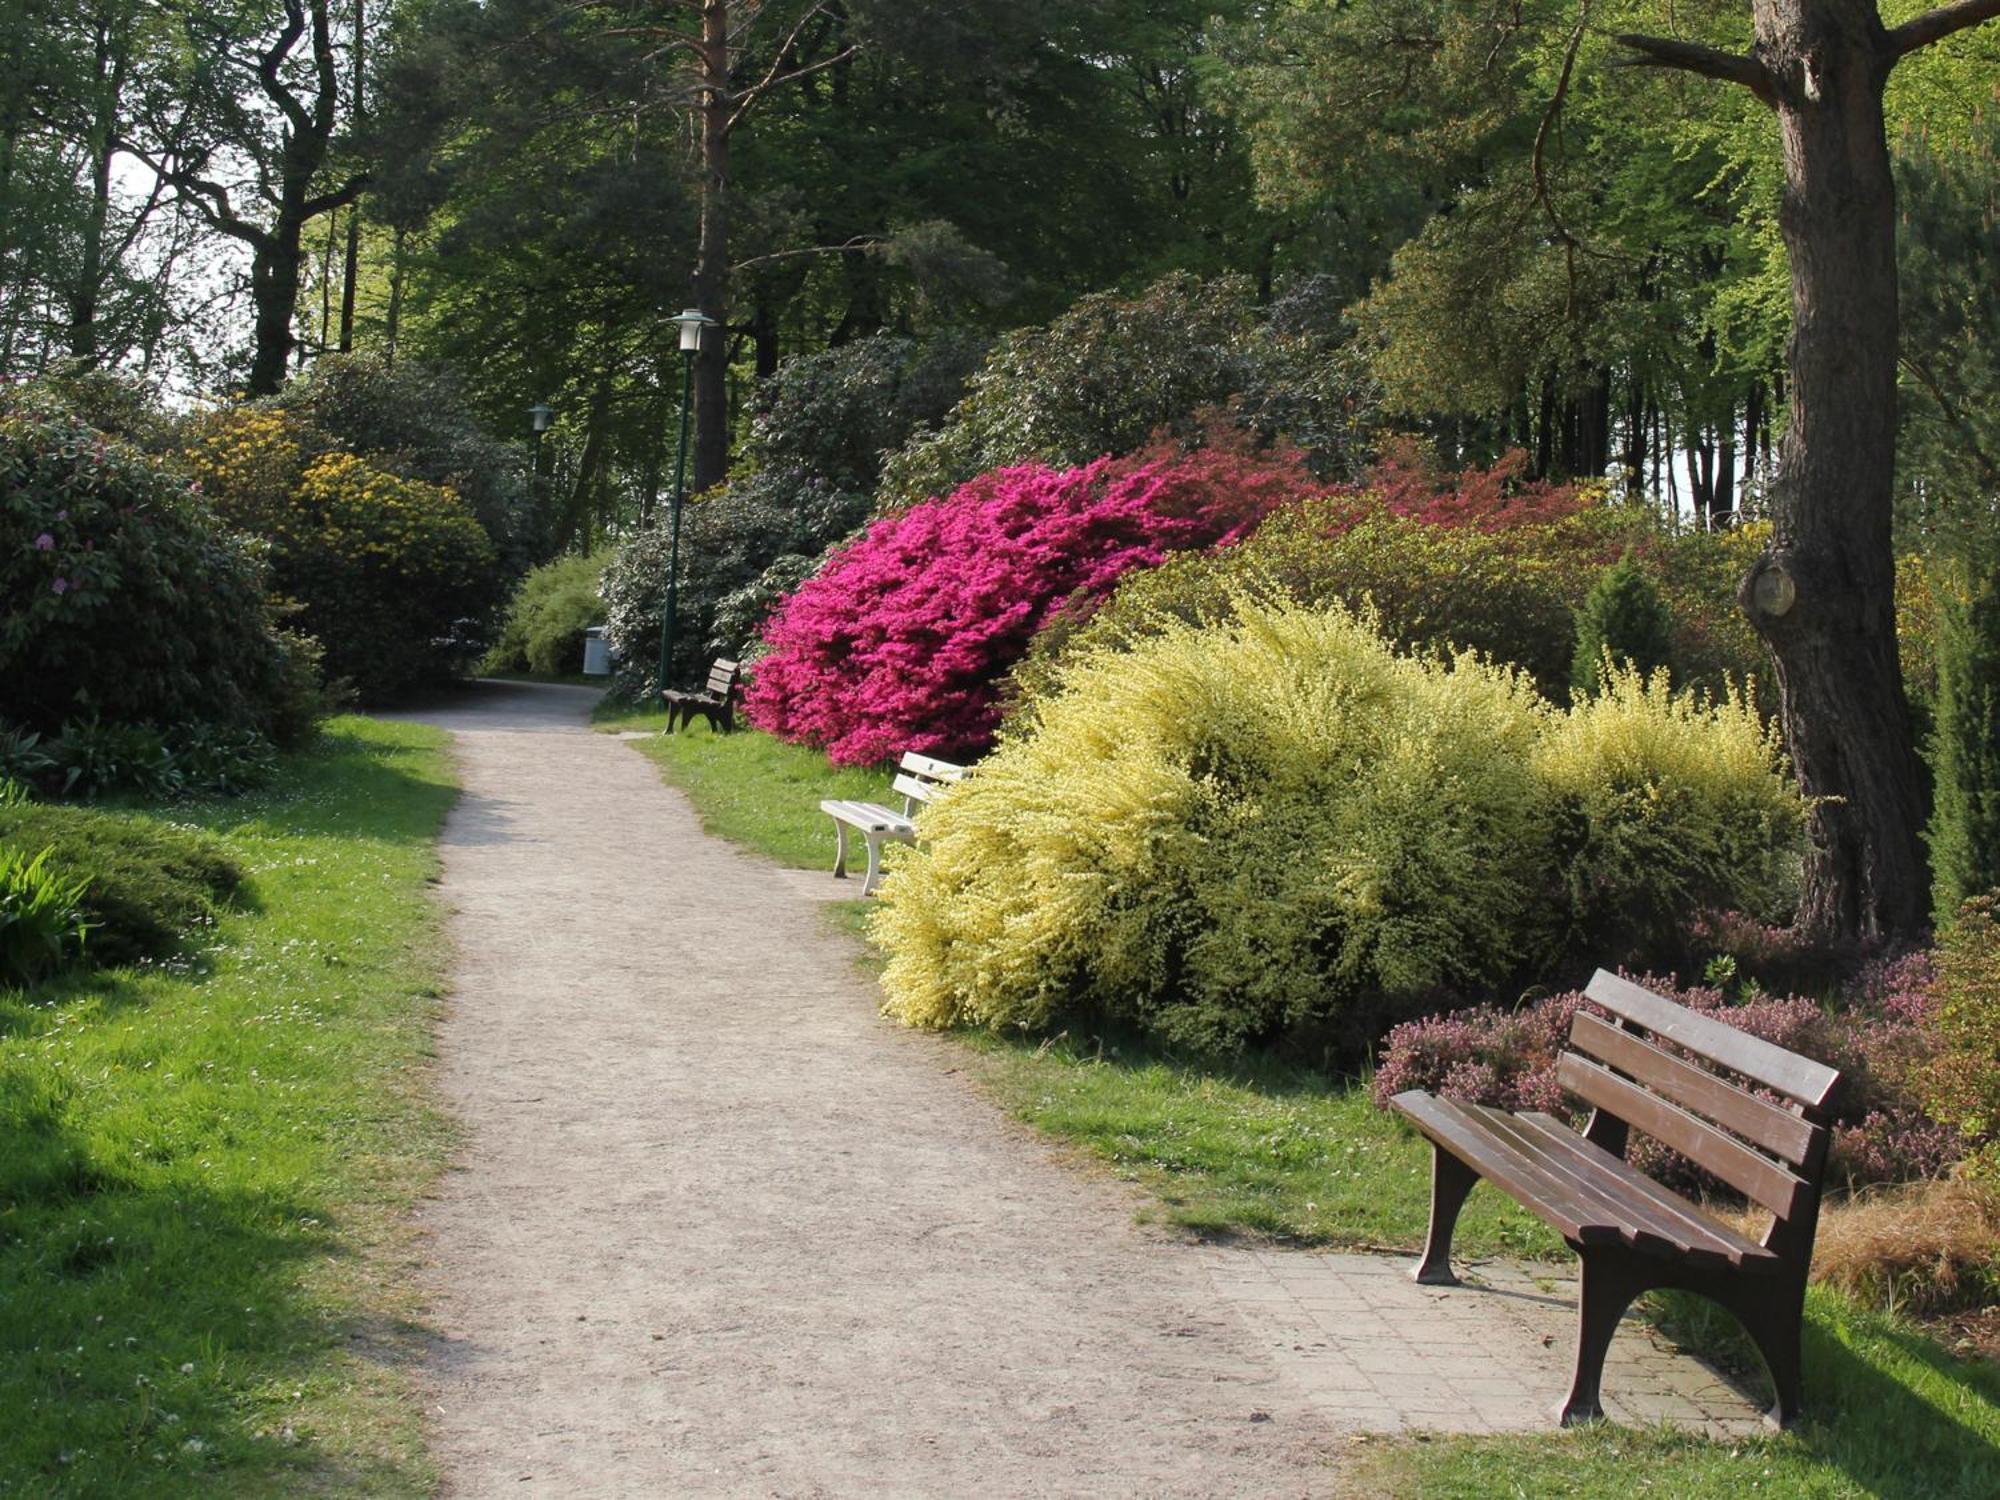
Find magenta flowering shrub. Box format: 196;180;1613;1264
745;444;1314;764
1373;952;1965;1191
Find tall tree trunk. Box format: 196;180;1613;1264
1740;0;1928;943
247;218;307;395
338;0;363;352
691;0;730;494
383;222;405;365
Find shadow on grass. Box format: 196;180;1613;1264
0;1132;416;1494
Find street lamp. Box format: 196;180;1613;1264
659;307;716;696
527;400;553;485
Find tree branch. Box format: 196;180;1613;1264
1885;0;2000;60
726;44;856;132
1613;34;1775;103
731;234;880;272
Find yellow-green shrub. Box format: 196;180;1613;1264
877;604;1808;1053
874;601;1554;1051
1534;666;1804;963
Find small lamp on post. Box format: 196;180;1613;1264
659;307;716;698
527;400;553;486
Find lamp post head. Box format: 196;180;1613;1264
528;401;553;433
672;308;714;354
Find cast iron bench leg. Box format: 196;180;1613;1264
861;832;886;896
1412;1146;1477;1286
831;820;851;880
1559;1252;1646;1426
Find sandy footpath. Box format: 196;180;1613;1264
398;681;1338;1498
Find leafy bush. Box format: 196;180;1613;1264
481;550;613;676
0;388;305;746
602;473;872;699
272;355;535;568
1374;955;1964;1191
1927;557;2000;922
0;803;241;968
1571;551;1675;698
185;410;499;700
873;600;1554;1051
1534;668;1804;964
876;272;1380;509
747;443;1317;764
1016;492;1589;705
0;844;92;987
1926;894;2000;1178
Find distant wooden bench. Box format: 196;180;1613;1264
818;752;966;897
1389;969;1840;1430
662;658;740;735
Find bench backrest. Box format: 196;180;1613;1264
705;658;741;697
1563;970;1839;1231
891;751;966;815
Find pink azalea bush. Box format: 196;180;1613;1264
1372;948;1962;1191
745;443;1314;764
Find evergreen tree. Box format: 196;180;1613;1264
1928;554;2000;923
1571;551;1674;700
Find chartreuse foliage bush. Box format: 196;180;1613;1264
0;800;242;968
0;387;304;753
1535;668;1803;961
481;549;613;676
747;444;1315;764
1927;893;2000;1178
185;408;498;699
873;602;1553;1051
876;601;1802;1053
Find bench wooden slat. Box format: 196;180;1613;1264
703;660;738;694
1393;1091;1620;1249
1570;1012;1822;1166
1586;970;1840;1109
1470;1107;1738;1268
1556;1053;1810;1219
1503;1113;1780;1273
891;771;946;805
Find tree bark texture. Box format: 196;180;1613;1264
691;0;730;494
1741;0;1929;944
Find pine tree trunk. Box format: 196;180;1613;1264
691;0;731;494
1742;0;1928;944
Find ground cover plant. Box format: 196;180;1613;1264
0;717;457;1494
0;801;243;969
746;441;1317;765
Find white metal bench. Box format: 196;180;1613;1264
818;751;966;896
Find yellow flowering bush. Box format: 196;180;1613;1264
875;599;1805;1053
184;408;498;698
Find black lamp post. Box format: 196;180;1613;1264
527;400;553;491
658;308;715;696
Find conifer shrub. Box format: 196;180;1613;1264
875;606;1806;1055
1926;556;2000;921
872;601;1554;1051
482;549;613;676
1571;551;1676;698
1534;668;1804;963
746;444;1315;764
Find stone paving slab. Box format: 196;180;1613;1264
1201;1246;1772;1438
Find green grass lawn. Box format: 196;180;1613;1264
0;717;457;1496
615;716;2000;1499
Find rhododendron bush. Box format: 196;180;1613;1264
745;444;1314;764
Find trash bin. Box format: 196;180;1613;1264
582;627;612;676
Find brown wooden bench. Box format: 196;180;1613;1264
662;658;740;734
1389;968;1840;1430
818;751;966;896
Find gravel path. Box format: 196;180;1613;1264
401;682;1339;1497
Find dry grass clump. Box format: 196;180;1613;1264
1810;1177;2000;1319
